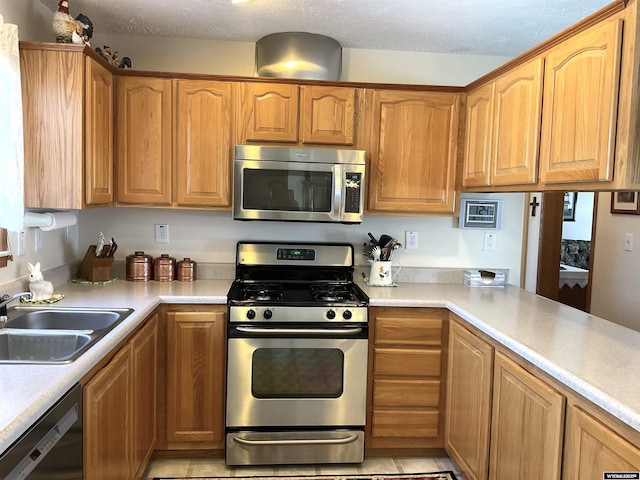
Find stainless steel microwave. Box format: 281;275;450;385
233;145;366;223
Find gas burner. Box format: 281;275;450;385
310;283;356;303
242;283;284;302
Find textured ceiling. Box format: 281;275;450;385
42;0;611;57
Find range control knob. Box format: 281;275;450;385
246;309;256;320
263;309;273;320
326;310;336;320
343;310;353;320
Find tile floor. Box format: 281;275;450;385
143;455;466;479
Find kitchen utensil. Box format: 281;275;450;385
367;232;379;245
378;234;392;247
371;245;381;261
95;232;106;257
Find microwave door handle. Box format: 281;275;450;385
333;164;343;221
235;326;363;335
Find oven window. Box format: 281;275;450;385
243;169;333;212
252;348;344;398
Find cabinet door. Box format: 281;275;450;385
462;83;493;187
490;352;565;480
84;347;131;480
366;90;460;214
85;56;114;206
491;58;543;185
166;310;226;447
20;47;84;209
116;76;172;204
445;320;494;480
539;19;623;184
236;82;299;143
175;80;233;207
563;406;640;480
300;85;356;145
131;314;158;478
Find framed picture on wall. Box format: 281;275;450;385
611;191;640;214
563;192;577;221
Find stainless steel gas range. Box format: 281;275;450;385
225;242;369;466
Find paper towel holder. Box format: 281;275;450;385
23;210;77;231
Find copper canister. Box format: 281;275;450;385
176;258;197;282
154;254;176;281
126;251;153;281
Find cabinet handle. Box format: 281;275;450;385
235;326;363;335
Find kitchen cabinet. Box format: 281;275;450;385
166;308;226;449
489;352;565;480
463;59;543;187
445;320;493;480
84;313;158;480
367;307;447;449
116;76;173;205
539;18;623;184
20;43;114;208
174;80;233;207
563;405;640;479
117;77;234;208
364;89;461;215
236;82;358;146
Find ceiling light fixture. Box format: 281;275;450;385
231;0;251;4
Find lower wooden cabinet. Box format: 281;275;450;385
489;352;565;480
445;320;493;480
367;307;447;449
166;308;226;449
563;405;640;479
84;314;158;480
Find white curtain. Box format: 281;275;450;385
0;15;24;232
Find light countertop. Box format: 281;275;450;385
1;279;638;454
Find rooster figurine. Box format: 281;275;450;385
53;1;92;45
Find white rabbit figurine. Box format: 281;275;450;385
28;262;54;301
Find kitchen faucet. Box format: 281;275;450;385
0;292;32;327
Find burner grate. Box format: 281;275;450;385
310;283;356;303
242;283;284;302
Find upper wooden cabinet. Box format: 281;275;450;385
236;82;358;146
116;76;173;205
462;58;543;188
116;77;234;208
20;44;114;208
539;19;623;184
174;80;233;208
365;89;461;214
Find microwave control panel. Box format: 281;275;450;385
344;172;362;213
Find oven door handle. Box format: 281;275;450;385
232;433;360;446
235;326;363;335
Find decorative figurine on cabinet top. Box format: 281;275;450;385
52;0;93;45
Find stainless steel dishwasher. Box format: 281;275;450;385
0;383;82;479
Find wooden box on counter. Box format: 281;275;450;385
77;245;114;281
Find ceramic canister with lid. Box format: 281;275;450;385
154;254;176;281
126;251;153;281
176;257;197;281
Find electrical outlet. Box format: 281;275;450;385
405;230;418;250
625;233;633;251
17;230;26;256
155;224;169;244
34;229;43;252
483;232;496;251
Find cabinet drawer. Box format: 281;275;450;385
374;348;441;377
374;312;444;347
372;410;440;438
373;379;440;408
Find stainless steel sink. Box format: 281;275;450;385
0;307;134;364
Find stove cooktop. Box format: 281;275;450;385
228;281;368;307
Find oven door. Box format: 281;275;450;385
226;325;368;428
233;159;343;223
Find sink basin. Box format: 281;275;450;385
0;307;134;364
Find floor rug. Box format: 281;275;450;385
154;473;457;480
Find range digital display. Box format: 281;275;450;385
276;248;316;260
